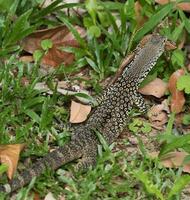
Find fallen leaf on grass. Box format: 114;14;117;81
22;25;86;67
19;55;34;63
0;144;25;179
139;78;167;98
150;151;190;173
155;0;190;12
148;101;168;128
34;193;40;200
44;192;56;200
135;2;148;27
168;69;185;113
70;101;91;123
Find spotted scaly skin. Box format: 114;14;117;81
0;34;166;194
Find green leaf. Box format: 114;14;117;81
0;164;8;175
0;0;14;12
58;16;86;48
171;49;185;68
177;74;190;94
23;109;41;124
124;0;135;19
33;50;43;63
141;122;152;133
182;114;190;125
128;119;142;133
165;112;175;135
97;12;110;27
40;97;53;130
133;169;164;200
3;9;34;47
85;0;97;24
41;39;53;51
95;130;110;152
85;57;99;73
134;3;174;41
171;22;184;42
83;17;94;28
159;134;190;156
88;25;101;38
168;175;190;199
179;10;190;34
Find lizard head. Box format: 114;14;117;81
148;34;167;53
135;34;167;84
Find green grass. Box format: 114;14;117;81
0;0;190;199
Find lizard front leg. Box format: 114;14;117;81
134;92;150;113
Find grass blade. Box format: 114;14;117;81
134;3;174;41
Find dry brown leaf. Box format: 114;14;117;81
135;2;148;27
155;0;190;12
19;55;34;63
21;77;30;86
150;151;190;173
34;193;41;200
168;69;185;113
22;25;86;67
165;40;177;51
44;192;56;200
148;103;168;127
70;101;91;123
139;78;168;98
0;144;25;179
59;197;66;200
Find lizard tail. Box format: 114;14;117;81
0;142;82;194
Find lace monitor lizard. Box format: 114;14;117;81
0;34;167;194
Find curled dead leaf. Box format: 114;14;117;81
165;40;177;51
139;78;168;98
148;102;168;127
0;144;25;179
168;69;185;113
70;101;91;123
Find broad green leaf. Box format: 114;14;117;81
41;39;53;51
95;130;110;152
179;10;190;34
23;109;40;124
85;0;97;24
31;0;62;22
141;122;152;133
3;9;34;47
171;49;185;68
33;50;43;63
171;22;184;42
88;25;101;38
85;57;99;73
159;134;190;156
40;97;53;130
177;74;190;94
0;0;14;12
